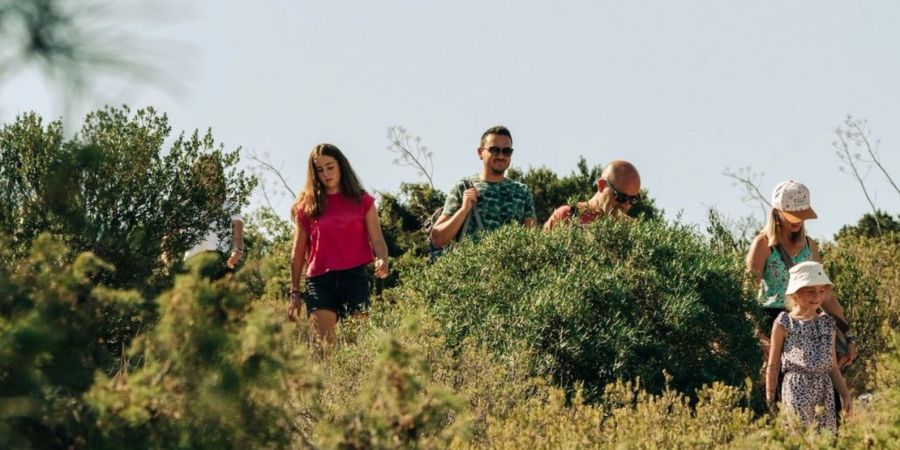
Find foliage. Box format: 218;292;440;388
820;233;900;389
834;210;900;241
0;0;158;95
316;323;470;449
398;219;762;399
85;253;318;450
0;235;143;450
0;106;256;291
482;379;760;450
376;182;446;290
239;207;294;302
706;207;759;256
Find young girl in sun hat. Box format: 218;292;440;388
766;261;852;433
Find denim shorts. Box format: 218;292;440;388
305;264;370;319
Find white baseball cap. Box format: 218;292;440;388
785;261;833;295
771;180;817;223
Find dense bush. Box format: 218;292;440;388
85;253;317;449
821;232;900;389
398;219;762;398
239;208;294;302
0;235;143;449
0;106;255;291
317;326;470;449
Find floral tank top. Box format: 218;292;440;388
758;239;812;309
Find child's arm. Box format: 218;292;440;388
829;330;853;414
766;321;786;406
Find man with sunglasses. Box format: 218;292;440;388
430;125;537;249
543;160;641;230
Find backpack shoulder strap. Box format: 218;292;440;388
462;179;485;231
775;243;795;270
569;204;580;220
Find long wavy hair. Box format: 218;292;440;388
291;143;364;221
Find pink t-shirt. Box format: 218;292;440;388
299;192;375;278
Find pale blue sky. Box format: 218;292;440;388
2;0;899;239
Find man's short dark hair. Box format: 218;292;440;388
480;125;512;146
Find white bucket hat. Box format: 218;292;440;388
772;180;817;223
785;261;833;295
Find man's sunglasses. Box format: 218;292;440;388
604;178;641;205
483;146;514;156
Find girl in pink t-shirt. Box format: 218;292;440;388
287;144;389;344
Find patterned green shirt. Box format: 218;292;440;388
442;177;536;239
759;242;812;309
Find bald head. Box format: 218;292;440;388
595;160;641;214
601;160;641;188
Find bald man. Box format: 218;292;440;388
543;160;642;230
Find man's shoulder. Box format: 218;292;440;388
496;178;531;193
451;176;477;191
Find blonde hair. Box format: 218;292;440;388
762;208;806;248
785;292;798;310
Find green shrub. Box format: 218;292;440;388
316;322;470;449
481;380;760;450
0;235;143;449
399;219;762;398
85;253;318;449
0;107;256;292
821;233;900;389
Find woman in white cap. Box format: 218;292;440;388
746;180;857;367
766;261;852;433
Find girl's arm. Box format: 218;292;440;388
830;330;853;414
288;219;309;321
364;205;389;279
766;321;786;405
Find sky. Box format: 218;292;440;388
2;0;899;240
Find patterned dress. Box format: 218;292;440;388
777;312;837;433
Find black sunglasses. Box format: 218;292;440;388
483;146;514;156
604;178;641;205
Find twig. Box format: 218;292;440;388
834;128;882;236
723;167;770;216
846;116;900;197
387;126;434;189
247;151;296;197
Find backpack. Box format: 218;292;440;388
425;179;483;261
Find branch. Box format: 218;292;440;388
247;151;295;197
846;116;900;197
723;167;770;216
386;126;434;189
834;128;882;236
258;177;278;213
